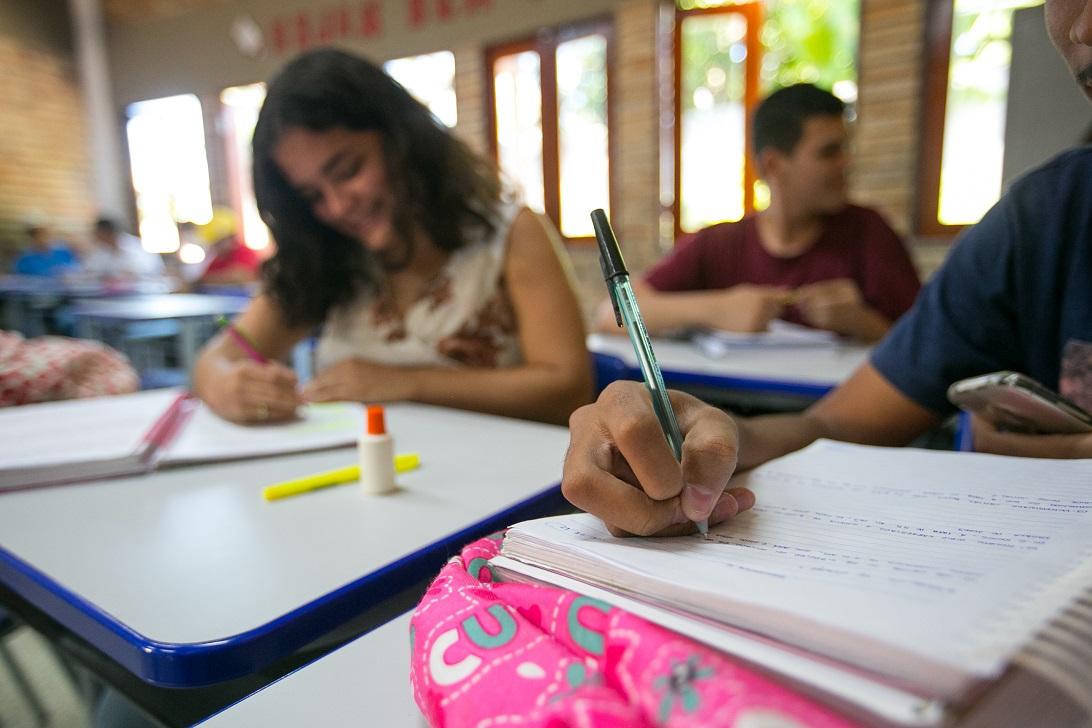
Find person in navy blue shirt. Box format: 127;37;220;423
11;222;79;277
559;0;1092;537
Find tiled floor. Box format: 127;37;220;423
0;625;89;728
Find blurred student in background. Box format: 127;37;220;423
82;217;166;284
11;218;79;278
193;48;591;425
597;84;919;343
190;207;263;289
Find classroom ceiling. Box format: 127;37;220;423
103;0;227;24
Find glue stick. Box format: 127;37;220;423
359;404;397;495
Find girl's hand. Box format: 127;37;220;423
210;360;302;423
302;358;414;404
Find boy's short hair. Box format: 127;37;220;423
753;84;845;156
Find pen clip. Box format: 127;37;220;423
606;284;624;328
591;209;627;328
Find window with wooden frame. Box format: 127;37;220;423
220;83;269;253
486;19;613;242
673;2;763;237
125;94;213;254
918;0;1042;237
671;0;859;238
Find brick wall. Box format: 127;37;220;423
452;43;488;158
852;0;950;276
852;1;923;231
0;36;95;265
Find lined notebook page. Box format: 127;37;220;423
501;441;1092;696
161;401;363;465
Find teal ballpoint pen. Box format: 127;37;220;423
590;209;708;535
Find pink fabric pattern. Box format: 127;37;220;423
0;331;138;407
410;533;862;728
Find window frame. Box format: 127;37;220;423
672;1;764;240
917;0;962;238
485;17;615;245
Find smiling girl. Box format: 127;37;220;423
192;49;592;425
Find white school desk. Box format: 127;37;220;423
0;403;570;692
199;612;424;727
588;332;870;402
71;293;250;373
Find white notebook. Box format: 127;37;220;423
0;391;363;490
160;400;363;465
0;388;189;490
495;441;1092;725
692;320;841;357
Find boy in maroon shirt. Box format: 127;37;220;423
598;84;920;343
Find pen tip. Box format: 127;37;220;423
695;519;709;536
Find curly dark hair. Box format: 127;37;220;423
253;48;502;327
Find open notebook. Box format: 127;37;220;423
692;320;840;358
0;388;363;491
494;441;1092;726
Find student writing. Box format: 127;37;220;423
193;49;592;426
596;84;920;343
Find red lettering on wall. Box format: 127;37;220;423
360;2;382;36
317;8;339;43
435;0;454;20
464;0;492;12
342;6;353;39
271;18;289;55
407;0;427;28
294;12;312;51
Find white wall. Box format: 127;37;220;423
1002;4;1092;189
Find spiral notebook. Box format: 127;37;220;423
494;441;1092;726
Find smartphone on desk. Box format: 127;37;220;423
947;371;1092;435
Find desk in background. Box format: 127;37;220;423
588;333;870;413
0;403;570;725
71;293;250;380
0;275;169;338
199;612;423;727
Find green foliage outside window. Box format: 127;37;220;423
678;0;859;112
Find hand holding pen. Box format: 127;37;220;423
210;316;302;423
562;383;755;537
560;210;755;536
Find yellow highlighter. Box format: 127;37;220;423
262;453;420;501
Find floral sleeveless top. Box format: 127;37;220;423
315;200;522;370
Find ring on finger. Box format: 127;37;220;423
257;402;269;421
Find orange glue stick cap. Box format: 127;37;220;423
366;405;387;436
